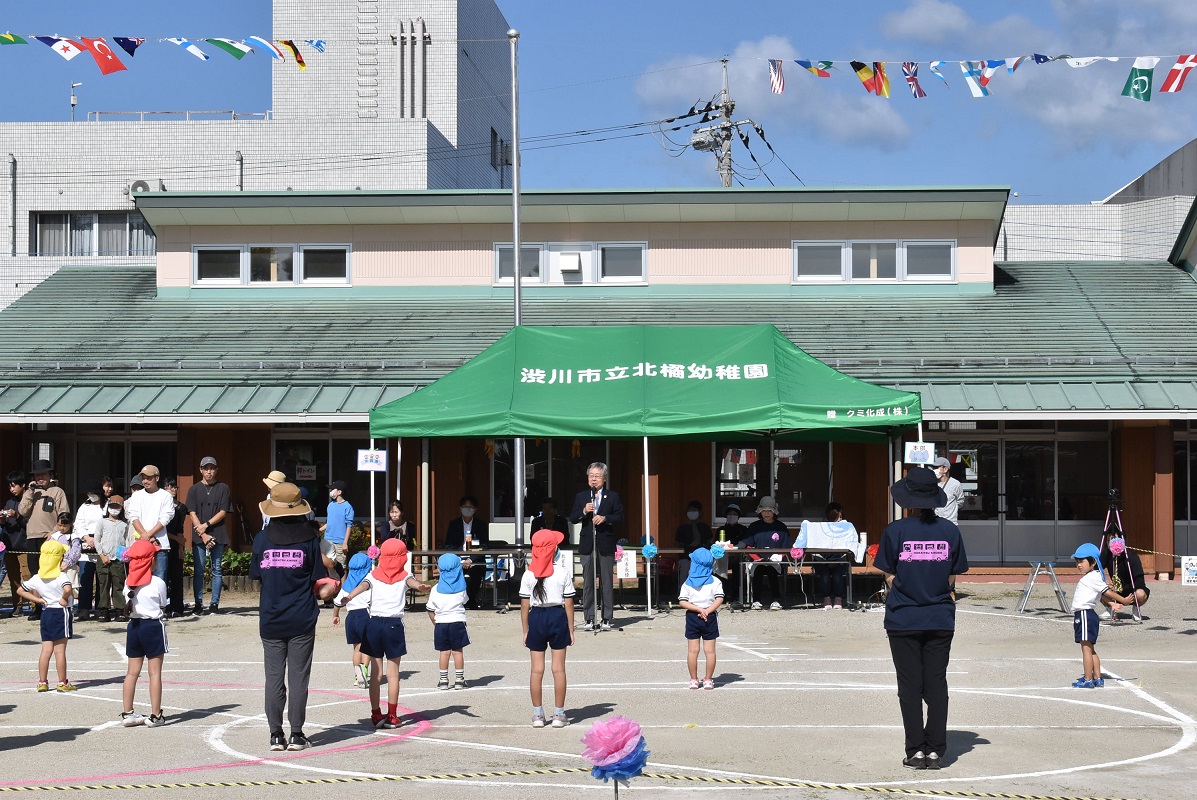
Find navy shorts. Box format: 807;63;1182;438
40;606;72;642
126;618;169;659
361;616;407;659
344;609;368;646
525;606;570;652
434;621;471;651
1074;609;1100;644
685;610;720;640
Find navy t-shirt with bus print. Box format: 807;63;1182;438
872;516;968;632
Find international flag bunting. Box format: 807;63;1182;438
959;60;990;97
36;36;84;60
112;37;144;57
167;37;210;61
795;58;832;77
0;33;26;45
206;38;254;60
929;60;950;88
279;40;306;70
744;450;757;465
979;59;1002;87
1122;56;1160;102
871;61;891;97
246;35;284;60
728;449;742;464
1006;56;1028;73
902;62;926;98
78;37;127;75
1032;54;1052;64
850;60;877;94
305;39;327;53
1066;57;1107;68
768;59;784;94
1161;55;1197;93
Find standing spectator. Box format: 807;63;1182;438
250;482;333;752
261;470;287;528
123;466;175;581
569;463;624;632
738;496;789;611
163;479;188;617
187;457;232;615
675;500;712;599
932;457;964;525
19;459;70;621
319;480;353;573
94;495;128;622
443;495;490;608
73;481;105;621
2;471;29;617
873;466;969;771
381;500;416;549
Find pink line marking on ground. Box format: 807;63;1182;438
1;678;432;787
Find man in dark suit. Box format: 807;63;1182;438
442;495;490;608
569;462;624;631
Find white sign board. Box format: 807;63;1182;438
904;441;934;465
357;449;387;472
295;465;317;481
1182;556;1197;587
616;549;638;580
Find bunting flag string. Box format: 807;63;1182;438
0;33;326;74
769;52;1197;102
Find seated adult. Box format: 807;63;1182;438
713;502;748;601
381;500;416;549
1099;536;1149;613
810;502;853;610
738;496;790;610
442;495;489;608
674;500;711;599
530;498;569;537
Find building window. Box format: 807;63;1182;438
792;239;956;283
495;242;646;285
33;211;156;257
193;244;351;286
490;127;501;170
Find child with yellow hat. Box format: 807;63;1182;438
16;539;76;692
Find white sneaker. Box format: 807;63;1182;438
600;620;612;631
532;710;546;728
551;711;568;728
120;711;146;727
1098;609;1112;620
750;601;763;611
769;601;782;611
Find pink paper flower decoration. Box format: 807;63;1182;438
0;541;5;554
1108;537;1126;556
366;544;380;560
790;547;804;560
614;545;625;562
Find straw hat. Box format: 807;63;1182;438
259;482;312;518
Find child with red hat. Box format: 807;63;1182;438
335;538;430;729
519;529;576;729
119;538;169;727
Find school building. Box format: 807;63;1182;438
0;185;1194;579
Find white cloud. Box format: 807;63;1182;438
880;0;973;44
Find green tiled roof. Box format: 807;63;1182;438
2;261;1197;420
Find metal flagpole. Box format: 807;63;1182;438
643;436;653;616
509;28;527;551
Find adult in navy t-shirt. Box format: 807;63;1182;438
250;483;330;752
872;467;968;769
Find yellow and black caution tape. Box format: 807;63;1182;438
1127;545;1184;559
0;768;1140;799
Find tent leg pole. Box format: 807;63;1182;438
643;436;652;617
421;438;431;551
370;438;377;549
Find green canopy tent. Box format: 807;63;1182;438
369;324;922;613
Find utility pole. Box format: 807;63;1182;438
689;58;754;187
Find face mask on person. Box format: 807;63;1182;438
460;506;475;518
87;492;100;503
725;514;739;526
108;507;120;517
329;490;339;500
686;510;700;521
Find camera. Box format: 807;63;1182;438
1107;488;1123;509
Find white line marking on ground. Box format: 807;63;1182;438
110;643;126;660
720;641;775;660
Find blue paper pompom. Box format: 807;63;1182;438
710;544;725;560
642;543;658;559
591;736;650;783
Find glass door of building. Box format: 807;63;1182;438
952;439;1056;563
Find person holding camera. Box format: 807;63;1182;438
18;460;70;621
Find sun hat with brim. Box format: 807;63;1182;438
262;470;287;489
372;538;409;585
259;482;312;518
1072;543;1101;561
38;540;67;581
124;539;158;588
890;467;948;509
530;529;564;578
754;496;780;514
30;459;53;474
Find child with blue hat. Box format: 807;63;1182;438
678;546;724;690
1070;542;1134;688
425;552;471;690
332;552;377;688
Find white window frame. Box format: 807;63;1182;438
298;244;353;285
192;243;354;287
493;242;546;284
494;241;647;286
791;239;957;284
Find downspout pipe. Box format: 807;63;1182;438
8;154;15;257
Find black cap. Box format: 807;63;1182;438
329;480;348;492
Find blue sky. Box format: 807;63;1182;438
4;0;1197;202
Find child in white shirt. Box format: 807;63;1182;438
1070;543;1133;689
678;547;724;690
519;529;576;729
331;552;377;688
120;539;169;727
17;540;75;692
426;553;471;690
